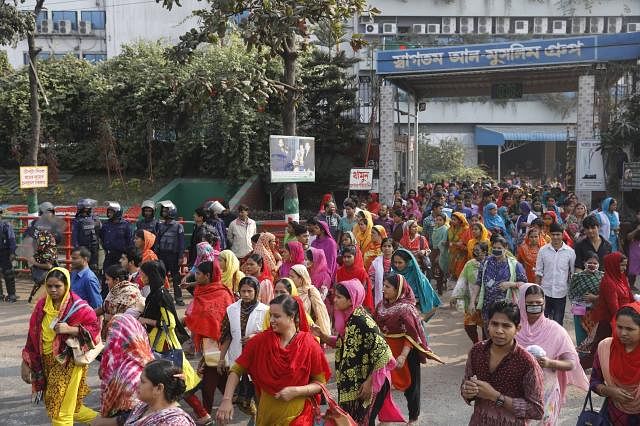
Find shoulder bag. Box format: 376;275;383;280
576;389;609;426
151;314;184;370
312;382;357;426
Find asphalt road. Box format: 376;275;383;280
0;279;603;425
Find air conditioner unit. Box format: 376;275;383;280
78;21;92;35
571;17;586;33
533;17;548;34
412;24;426;34
441;17;456;34
627;23;640;32
552;20;567;34
514;20;529;34
58;20;72;34
382;23;397;35
426;24;440;34
364;23;379;35
477;17;492;34
495;17;510;34
38;19;53;34
607;17;622;33
459;17;474;33
589;17;604;33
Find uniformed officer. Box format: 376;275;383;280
23;202;63;243
155;200;185;305
136;199;158;234
99;201;132;296
204;200;228;250
71;198;101;271
0;206;17;302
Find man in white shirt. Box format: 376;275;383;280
226;204;256;259
535;222;576;325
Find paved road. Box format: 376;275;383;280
1;279;602;425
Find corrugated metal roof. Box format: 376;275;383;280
475;125;575;146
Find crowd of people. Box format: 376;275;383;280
6;179;640;425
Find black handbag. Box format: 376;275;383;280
576;389;610;426
151;318;184;370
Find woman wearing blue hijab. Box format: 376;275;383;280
598;197;621;252
391;248;441;320
483;203;514;250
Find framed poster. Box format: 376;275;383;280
269;135;315;183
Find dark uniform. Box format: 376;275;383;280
136;199;158;235
156;200;185;304
71;199;101;271
0;217;17;301
99;202;132;296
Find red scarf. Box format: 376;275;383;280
336;263;373;311
610;302;640;385
236;329;330;396
184;281;234;350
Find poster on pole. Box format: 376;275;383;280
575;139;606;191
349;168;374;191
19;166;48;189
269;135;315;183
622;162;640;191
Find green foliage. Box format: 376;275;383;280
419;137;487;182
601;92;640;159
0;2;34;46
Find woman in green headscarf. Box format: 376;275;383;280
391;248;441;321
430;212;450;295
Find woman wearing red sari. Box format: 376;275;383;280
336;245;374;312
184;260;235;414
399;220;430;270
448;212;471;279
216;295;331;425
517;227;543;283
21;267;101;425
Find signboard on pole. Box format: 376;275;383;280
19;166;48;189
575;139;606;191
622;162;640;191
349;168;374;191
269;135;315;183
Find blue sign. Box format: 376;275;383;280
376;33;640;75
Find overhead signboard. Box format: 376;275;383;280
349;168;374;191
575;139;606;191
19;166;48;189
376;33;640;75
622;162;640;191
269;135;315;183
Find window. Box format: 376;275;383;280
52;11;78;31
54;53;79;59
23;51;51;65
36;11;48;25
83;53;107;63
80;11;106;30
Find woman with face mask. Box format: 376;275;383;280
452;242;489;343
470;236;527;333
516;284;588;426
569;252;604;347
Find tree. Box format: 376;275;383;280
0;0;46;212
157;0;374;218
418;137;487;182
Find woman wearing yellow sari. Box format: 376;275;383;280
22;267;101;425
363;225;387;271
448;212;471;279
466;222;490;260
354;210;374;254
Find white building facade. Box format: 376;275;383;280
349;0;640;186
3;0;200;68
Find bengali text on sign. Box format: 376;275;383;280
19;166;49;189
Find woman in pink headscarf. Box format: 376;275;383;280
305;247;331;290
404;198;423;222
517;283;588;426
278;241;305;279
312;279;405;425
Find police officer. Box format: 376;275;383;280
136;199;158;234
71;198;101;271
155;200;185;305
23;202;63;243
0;207;17;302
99;201;132;296
204;200;228;250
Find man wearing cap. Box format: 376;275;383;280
136;199;158;235
156;200;186;305
99;201;133;293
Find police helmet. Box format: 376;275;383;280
141;199;155;211
204;200;225;215
77;198;97;210
38;202;55;215
104;201;122;218
157;200;177;219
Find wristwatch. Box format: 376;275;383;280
495;394;505;407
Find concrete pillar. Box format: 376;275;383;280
576;75;595;140
379;85;395;205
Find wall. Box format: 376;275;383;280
227;175;266;211
365;0;639;17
